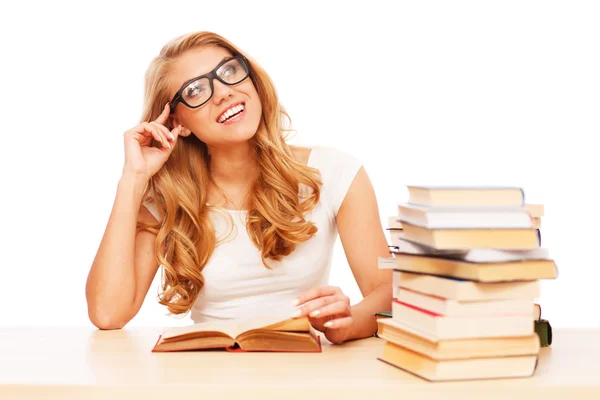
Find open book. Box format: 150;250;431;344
152;315;321;353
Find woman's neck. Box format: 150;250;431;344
206;142;258;210
208;142;258;186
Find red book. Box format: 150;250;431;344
394;289;536;317
392;299;534;339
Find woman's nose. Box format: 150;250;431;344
211;79;234;104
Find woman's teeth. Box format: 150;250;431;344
218;104;245;123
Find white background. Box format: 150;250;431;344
0;1;598;328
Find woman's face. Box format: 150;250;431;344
168;46;262;146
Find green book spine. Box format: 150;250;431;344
535;319;553;347
375;311;392;318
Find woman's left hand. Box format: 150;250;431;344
293;285;353;344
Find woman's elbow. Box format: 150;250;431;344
87;307;129;330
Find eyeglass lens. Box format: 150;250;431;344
181;58;249;107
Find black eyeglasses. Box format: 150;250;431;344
169;55;250;113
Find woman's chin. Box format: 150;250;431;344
213;127;257;144
219;122;260;142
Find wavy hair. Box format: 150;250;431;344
136;31;322;315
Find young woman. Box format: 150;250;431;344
86;31;391;344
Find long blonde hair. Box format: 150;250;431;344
137;31;322;315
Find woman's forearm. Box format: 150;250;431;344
347;282;392;341
86;173;148;328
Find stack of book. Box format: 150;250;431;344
377;186;558;382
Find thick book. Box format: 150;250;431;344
383;253;558;283
392;271;541;301
389;236;550;263
395;287;535;317
397;203;533;229
392;300;534;339
152;316;321;352
406;185;525;208
379;341;538;382
401;222;540;250
377;318;540;360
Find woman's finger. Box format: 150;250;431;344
167;125;182;149
171;125;181;140
142;122;170;149
150;121;174;142
154;102;171;126
294;285;340;307
293;295;336;318
308;300;350;319
124;130;149;146
323;316;353;329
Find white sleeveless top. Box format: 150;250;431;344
143;146;362;323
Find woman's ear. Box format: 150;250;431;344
171;118;192;137
178;126;192;137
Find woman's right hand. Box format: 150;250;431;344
122;103;182;180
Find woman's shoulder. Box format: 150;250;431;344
290;145;361;165
294;145;363;216
295;145;361;170
289;145;312;166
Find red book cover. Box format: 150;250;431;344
393;298;442;317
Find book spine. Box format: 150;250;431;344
534;320;552;347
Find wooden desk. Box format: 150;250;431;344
0;327;598;399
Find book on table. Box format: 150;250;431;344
397;203;534;229
395;197;541;249
379;185;554;381
152;315;321;353
394;287;535;317
391;271;541;301
381;253;558;282
390;203;542;230
379;340;538;382
377;318;540;360
377;304;540;381
388;236;550;263
391;299;534;339
400;222;540;250
406;185;525;208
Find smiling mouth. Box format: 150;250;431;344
217;103;245;123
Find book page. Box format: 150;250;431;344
161;320;240;340
260;316;311;332
238;316;311;334
160;304;304;340
236;305;306;334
